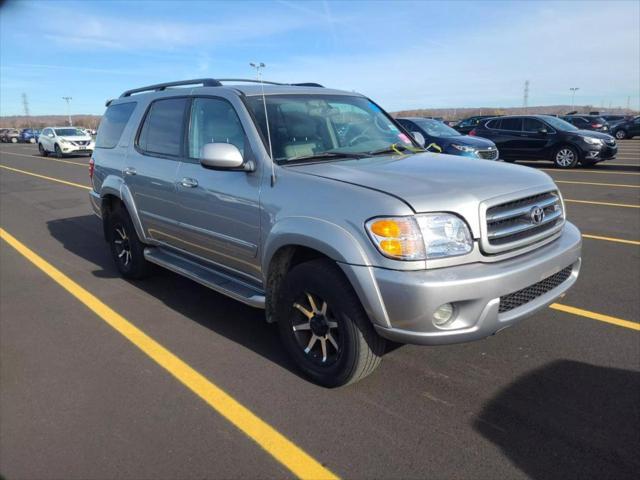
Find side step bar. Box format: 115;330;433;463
144;247;265;308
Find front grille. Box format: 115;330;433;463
499;265;573;313
484;191;564;253
478;149;498;160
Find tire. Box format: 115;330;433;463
107;204;152;279
10;137;18;143
29;138;36;144
553;145;579;169
276;259;385;387
54;144;63;158
615;129;627;140
38;143;48;157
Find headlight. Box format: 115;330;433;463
584;136;602;145
416;214;473;258
451;144;477;153
366;214;473;261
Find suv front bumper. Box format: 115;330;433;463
344;222;581;346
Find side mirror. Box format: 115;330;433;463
538;127;548;134
411;131;426;148
200;143;246;170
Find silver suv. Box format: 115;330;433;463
90;78;582;387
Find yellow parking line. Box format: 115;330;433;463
0;228;338;480
0;150;87;166
541;168;640;176
564;198;640;209
555;180;639;188
0;164;91;190
582;234;640;246
550;303;640;331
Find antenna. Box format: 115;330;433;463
250;62;276;186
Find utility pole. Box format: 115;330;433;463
22;93;31;128
523;80;529;114
627;96;631;112
569;87;579;110
62;96;73;126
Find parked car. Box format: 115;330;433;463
90;78;581;387
0;128;9;141
560;115;610;133
1;128;21;143
610;116;640;140
19;128;41;143
397;117;499;160
600;114;631;125
470;115;617;168
38;127;95;157
454;115;500;134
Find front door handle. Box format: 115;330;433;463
180;177;198;188
124;167;137;176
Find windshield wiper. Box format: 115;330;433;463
366;143;425;156
281;151;369;165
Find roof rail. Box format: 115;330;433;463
217;78;284;86
218;79;324;88
119;78;222;98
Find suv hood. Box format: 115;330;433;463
59;135;92;141
288;152;556;237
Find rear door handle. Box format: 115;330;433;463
124;167;137;176
180;177;198;188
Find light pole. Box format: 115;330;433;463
569;87;579;110
62;96;73;126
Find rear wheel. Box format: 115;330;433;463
38;143;48;157
10;137;18;143
276;259;385;387
615;129;627;140
107;204;152;279
54;144;63;158
554;145;579;169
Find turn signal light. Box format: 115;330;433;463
365;217;426;260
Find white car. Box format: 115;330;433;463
38;127;95;157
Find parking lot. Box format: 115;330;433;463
0;141;638;479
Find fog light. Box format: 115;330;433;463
433;303;455;327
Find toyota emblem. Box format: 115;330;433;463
530;206;545;224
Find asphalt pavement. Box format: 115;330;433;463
1;141;638;480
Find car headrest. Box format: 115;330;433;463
283;111;317;139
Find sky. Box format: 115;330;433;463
1;0;639;116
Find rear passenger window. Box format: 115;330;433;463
188;98;246;158
137;98;188;157
523;118;544;132
486;119;501;129
500;118;523;131
96;102;136;149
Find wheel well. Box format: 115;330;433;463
100;194;124;241
265;246;332;323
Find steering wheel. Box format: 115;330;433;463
348;125;375;146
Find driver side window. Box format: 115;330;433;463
188;98;246;159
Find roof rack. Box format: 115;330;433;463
120;78;223;98
119;78;325;98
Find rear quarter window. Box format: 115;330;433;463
96;102;137;149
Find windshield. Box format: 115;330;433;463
412;119;460;137
245;94;415;163
55;128;86;136
542;116;578;131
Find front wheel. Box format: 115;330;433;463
38;143;49;157
276;259;385;387
615;129;627;140
54;144;63;158
29;138;36;144
10;137;18;143
554;146;579;169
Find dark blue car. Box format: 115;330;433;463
19;128;41;143
397;117;499;160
